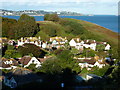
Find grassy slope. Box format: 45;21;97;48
36;19;119;48
64;18;119;47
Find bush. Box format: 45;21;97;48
44;14;60;22
18;43;47;58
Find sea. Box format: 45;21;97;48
2;15;118;33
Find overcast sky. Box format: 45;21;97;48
0;0;119;15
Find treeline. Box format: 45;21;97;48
3;44;47;58
2;14;40;39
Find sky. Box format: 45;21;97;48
0;0;119;15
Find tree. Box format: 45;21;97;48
44;14;60;22
82;48;96;57
96;44;105;51
16;14;40;39
58;18;87;35
90;65;110;76
40;59;62;75
71;48;80;56
56;50;81;74
2;14;40;39
4;50;15;59
2;17;17;38
18;43;47;58
27;64;36;72
109;65;120;87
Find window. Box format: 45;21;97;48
11;82;17;88
32;60;35;63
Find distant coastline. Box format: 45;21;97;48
2;15;118;33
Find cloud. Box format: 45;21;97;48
1;0;119;3
1;0;118;15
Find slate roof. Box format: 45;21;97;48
19;56;32;65
77;58;96;65
84;40;96;44
72;38;81;43
83;59;96;65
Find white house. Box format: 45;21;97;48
83;43;96;51
69;39;97;51
52;40;58;45
80;41;84;45
19;56;41;68
17;40;24;46
78;63;90;69
94;61;106;68
89;43;97;51
8;40;14;45
24;57;41;68
105;44;111;50
42;42;47;48
0;58;18;70
69;39;77;47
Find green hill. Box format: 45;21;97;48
2;14;119;59
36;16;119;59
36;18;119;46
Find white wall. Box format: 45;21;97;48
24;57;41;68
69;39;76;47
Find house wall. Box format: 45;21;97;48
42;43;47;48
86;75;93;80
4;77;17;88
24;57;41;68
69;39;76;47
105;44;110;50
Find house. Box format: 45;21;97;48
8;40;16;46
69;39;97;51
19;56;41;68
69;39;77;47
0;37;8;48
0;58;18;70
105;44;111;50
0;62;11;70
17;37;42;47
94;61;106;68
78;63;90;69
50;37;67;48
69;38;84;50
78;58;107;69
83;40;96;51
78;58;96;69
0;37;8;43
42;42;47;48
4;67;41;88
